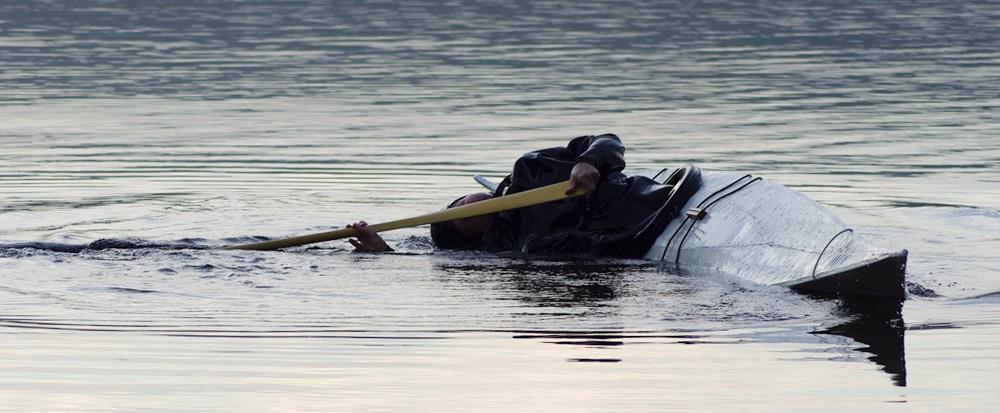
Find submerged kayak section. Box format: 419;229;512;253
645;170;907;298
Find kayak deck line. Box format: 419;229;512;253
663;174;761;263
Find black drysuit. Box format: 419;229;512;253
484;133;700;257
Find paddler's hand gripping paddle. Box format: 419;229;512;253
225;180;586;251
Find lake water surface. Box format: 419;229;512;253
1;1;999;411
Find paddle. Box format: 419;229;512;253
225;179;586;251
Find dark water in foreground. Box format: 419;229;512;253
2;1;999;411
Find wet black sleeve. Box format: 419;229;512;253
502;133;627;196
566;133;626;175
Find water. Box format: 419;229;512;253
1;0;999;411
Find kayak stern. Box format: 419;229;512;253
783;250;908;299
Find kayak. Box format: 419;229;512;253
642;168;907;298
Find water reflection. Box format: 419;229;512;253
437;257;907;384
818;296;907;387
435;257;636;307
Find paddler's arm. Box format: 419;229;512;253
346;221;393;252
504;133;626;196
565;133;625;194
566;133;626;176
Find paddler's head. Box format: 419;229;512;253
430;192;494;250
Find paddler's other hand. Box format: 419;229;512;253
566;161;600;195
347;221;392;252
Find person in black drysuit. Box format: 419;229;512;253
348;134;700;257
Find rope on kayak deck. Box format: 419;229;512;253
651;167;673;182
811;228;855;279
659;174;754;262
660;174;762;263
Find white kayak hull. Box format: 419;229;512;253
643;170;907;298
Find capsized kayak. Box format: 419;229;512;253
642;169;907;298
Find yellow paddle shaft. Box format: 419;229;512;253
225;180;585;251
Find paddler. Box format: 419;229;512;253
349;133;693;257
